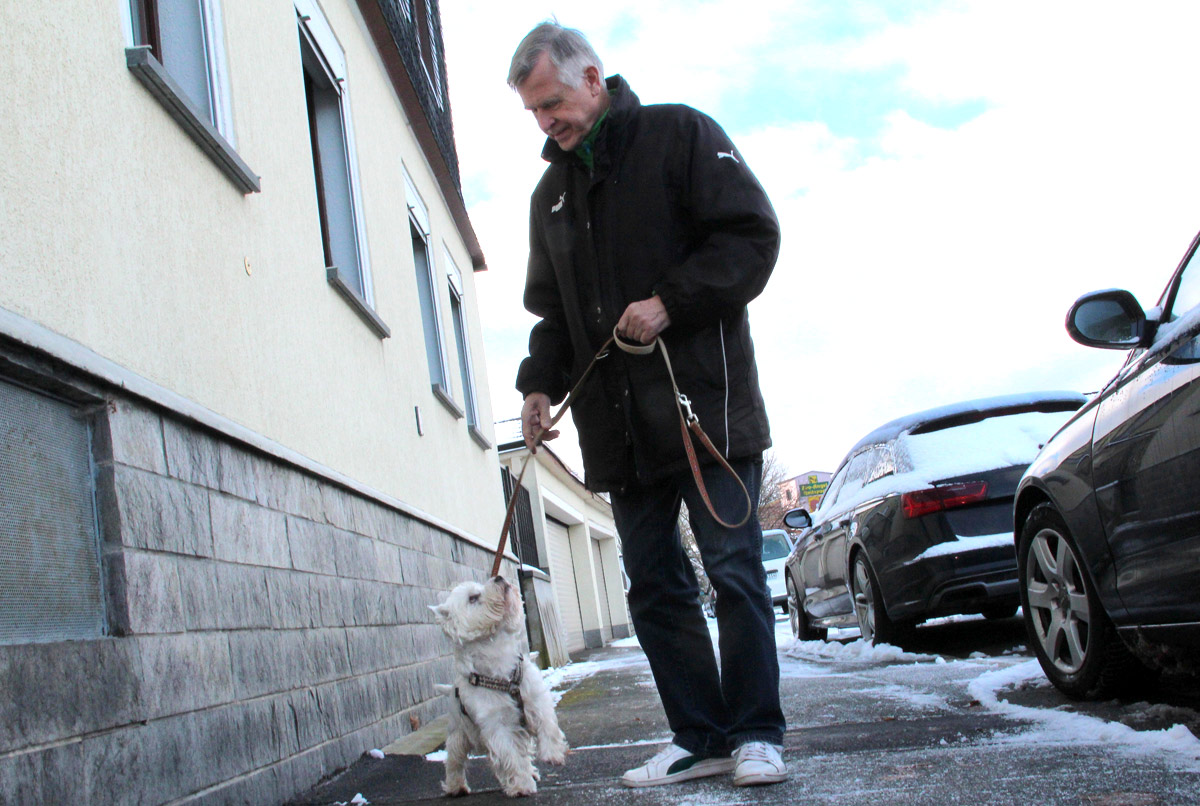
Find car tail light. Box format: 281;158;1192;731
901;481;988;519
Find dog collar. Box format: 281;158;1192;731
467;655;524;695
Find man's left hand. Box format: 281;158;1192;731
616;296;671;345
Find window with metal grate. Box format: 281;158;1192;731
0;379;104;644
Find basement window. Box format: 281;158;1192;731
0;379;105;644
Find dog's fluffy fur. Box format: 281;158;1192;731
430;576;567;797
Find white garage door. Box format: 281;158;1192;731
592;538;614;643
546;517;584;653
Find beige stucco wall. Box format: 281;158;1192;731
0;1;502;539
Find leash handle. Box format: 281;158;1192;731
610;330;753;529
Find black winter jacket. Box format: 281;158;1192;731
515;76;780;492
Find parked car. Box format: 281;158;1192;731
1015;228;1200;699
762;529;794;615
783;392;1087;644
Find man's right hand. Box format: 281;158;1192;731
521;392;559;453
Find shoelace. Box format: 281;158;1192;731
736;743;773;764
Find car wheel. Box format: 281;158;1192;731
787;574;827;641
1018;502;1145;699
851;553;904;645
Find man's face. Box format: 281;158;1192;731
517;53;607;152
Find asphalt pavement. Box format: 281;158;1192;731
288;616;1200;806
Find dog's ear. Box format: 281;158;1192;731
429;602;449;622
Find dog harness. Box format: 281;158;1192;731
455;655;527;728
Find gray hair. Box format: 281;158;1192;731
507;21;603;89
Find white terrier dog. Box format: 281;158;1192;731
430;575;568;797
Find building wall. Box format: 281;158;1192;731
0;0;500;539
0;356;512;805
0;1;508;802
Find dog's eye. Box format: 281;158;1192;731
468;594;481;604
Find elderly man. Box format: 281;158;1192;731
509;22;786;788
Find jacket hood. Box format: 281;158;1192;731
540;75;641;166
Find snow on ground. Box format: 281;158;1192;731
969;659;1200;771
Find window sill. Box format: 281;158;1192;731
468;424;492;450
326;267;391;338
432;383;464;419
126;46;260;195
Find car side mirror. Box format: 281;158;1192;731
783;508;812;530
1066;289;1148;349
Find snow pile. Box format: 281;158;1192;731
785;638;941;665
969;660;1200;771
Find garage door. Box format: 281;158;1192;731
591;538;613;643
546;517;584;653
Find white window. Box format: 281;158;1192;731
445;248;483;440
405;168;455;411
412;0;444;107
122;0;258;192
296;1;384;336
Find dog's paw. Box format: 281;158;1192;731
539;750;567;766
441;781;470;797
538;731;569;765
502;781;537;798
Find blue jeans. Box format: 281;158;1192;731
611;454;784;757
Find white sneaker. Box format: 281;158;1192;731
620;743;735;788
733;741;788;786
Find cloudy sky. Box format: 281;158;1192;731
440;0;1200;476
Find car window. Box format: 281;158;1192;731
1166;247;1200;322
761;531;791;561
903;409;1079;475
834;444;887;506
816;463;849;515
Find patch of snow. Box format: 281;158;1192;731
785;638;942;665
857;683;952;712
367;749;384;760
914;532;1013;561
425;749;447;762
332;795;370;806
968;659;1200;771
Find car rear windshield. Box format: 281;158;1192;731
762;532;791;561
901;407;1080;476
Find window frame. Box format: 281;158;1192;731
444;247;489;448
405;167;457;414
121;0;258;193
296;0;387;338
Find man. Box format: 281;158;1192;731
508;22;786;788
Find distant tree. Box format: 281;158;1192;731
757;450;790;531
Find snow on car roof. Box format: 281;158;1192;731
845;391;1087;458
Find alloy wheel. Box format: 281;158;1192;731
1025;525;1091;674
852;557;876;643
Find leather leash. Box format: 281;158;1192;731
491;327;753;576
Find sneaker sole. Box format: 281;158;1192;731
621;757;736;788
733;770;789;787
